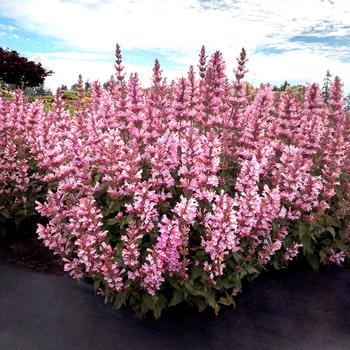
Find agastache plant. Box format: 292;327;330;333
2;44;350;319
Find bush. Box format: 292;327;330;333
1;45;350;318
62;91;77;101
0;91;47;241
42;95;55;103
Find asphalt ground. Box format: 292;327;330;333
1;251;350;350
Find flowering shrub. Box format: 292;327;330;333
0;90;46;239
2;44;350;318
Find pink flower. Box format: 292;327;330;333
202;191;239;281
173;196;199;225
258;239;282;265
140;250;164;295
283;243;302;262
155;216;183;275
121;221;143;270
324;250;346;266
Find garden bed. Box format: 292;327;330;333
2;237;63;275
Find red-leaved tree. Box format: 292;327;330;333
0;47;53;88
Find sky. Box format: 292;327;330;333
1;0;350;91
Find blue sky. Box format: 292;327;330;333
1;0;350;91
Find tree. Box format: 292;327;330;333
322;70;332;102
345;94;350;112
0;47;53;89
272;81;289;92
103;75;115;89
85;80;91;90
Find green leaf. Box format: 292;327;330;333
113;290;129;310
184;281;206;297
191;296;207;312
319;249;327;262
0;209;12;219
298;221;308;238
324;215;339;227
301;235;313;254
169;290;184;307
93;278;101;291
218;296;232;306
272;222;280;234
239;270;248;279
141;293;157;313
247;266;259;274
229;252;243;265
326;226;336;238
206;289;216;308
120;215;133;229
190;265;203;281
307;254;319;270
166;277;181;291
153;305;162;319
106;217;117;226
335;187;344;199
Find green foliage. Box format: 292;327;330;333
0;160;47;242
322;70;332;102
62;91;77;101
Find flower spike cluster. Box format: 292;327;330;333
2;44;350;318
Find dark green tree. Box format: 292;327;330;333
85;80;91;90
103;75;115;89
345;94;350;112
322;70;332;102
272;81;289;92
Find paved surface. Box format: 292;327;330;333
1;252;350;350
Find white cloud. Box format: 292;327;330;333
249;50;350;90
1;0;350;90
3;0;350;52
0;23;17;32
30;51;111;61
0;23;18;39
40;58;113;91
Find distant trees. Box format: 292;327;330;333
271;81;305;102
70;83;78;91
72;79;91;92
34;84;52;96
322;70;332;102
272;81;290;92
345;94;350;112
0;47;53;89
103;75;115;89
84;80;91;90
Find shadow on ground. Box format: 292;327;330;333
1;248;350;350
